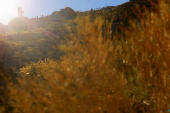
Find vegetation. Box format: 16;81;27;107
0;0;169;112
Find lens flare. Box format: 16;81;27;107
0;0;18;24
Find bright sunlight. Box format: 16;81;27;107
0;0;18;24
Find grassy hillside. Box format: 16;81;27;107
0;0;170;112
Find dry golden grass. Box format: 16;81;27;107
3;0;170;112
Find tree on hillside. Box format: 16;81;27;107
60;7;76;19
8;17;29;31
17;7;24;17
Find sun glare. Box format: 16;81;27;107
0;0;18;24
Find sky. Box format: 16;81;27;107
0;0;129;24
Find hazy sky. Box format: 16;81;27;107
0;0;129;24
